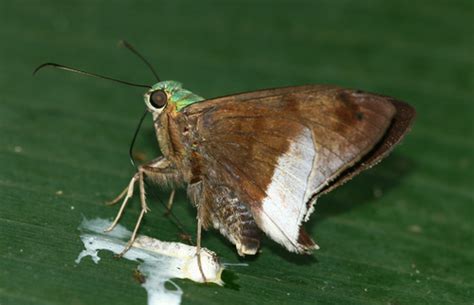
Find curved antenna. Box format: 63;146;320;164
129;109;149;169
33;63;151;89
119;40;161;82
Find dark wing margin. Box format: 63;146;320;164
319;97;416;196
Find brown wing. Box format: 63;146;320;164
182;85;415;253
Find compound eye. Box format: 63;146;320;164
149;90;167;109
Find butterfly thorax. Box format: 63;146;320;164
152;106;187;179
153;105;211;189
148;81;206;182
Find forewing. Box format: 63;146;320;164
183;85;410;253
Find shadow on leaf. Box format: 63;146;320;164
311;153;415;221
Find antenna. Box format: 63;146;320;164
33;63;151;89
119;40;161;82
129;109;149;169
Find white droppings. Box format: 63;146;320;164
75;218;225;305
13;146;23;153
70;206;75;210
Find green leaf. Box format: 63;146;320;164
1;1;472;304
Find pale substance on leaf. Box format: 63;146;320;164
75;218;224;305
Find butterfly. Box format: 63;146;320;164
110;81;415;256
34;42;415;259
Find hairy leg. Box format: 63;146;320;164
196;203;207;282
104;157;181;255
164;188;176;215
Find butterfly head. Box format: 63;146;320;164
144;81;204;115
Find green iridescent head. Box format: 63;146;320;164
144;80;204;114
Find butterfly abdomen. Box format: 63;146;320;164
186;180;261;256
210;185;261;256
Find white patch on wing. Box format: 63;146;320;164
259;127;317;252
303;146;345;222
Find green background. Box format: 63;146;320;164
1;1;472;304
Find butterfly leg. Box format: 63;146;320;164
164;188;176;216
117;169;149;256
104;172;140;232
195;204;207;283
104;157;182;256
105;184;129;206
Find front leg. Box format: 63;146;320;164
104;156;181;255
